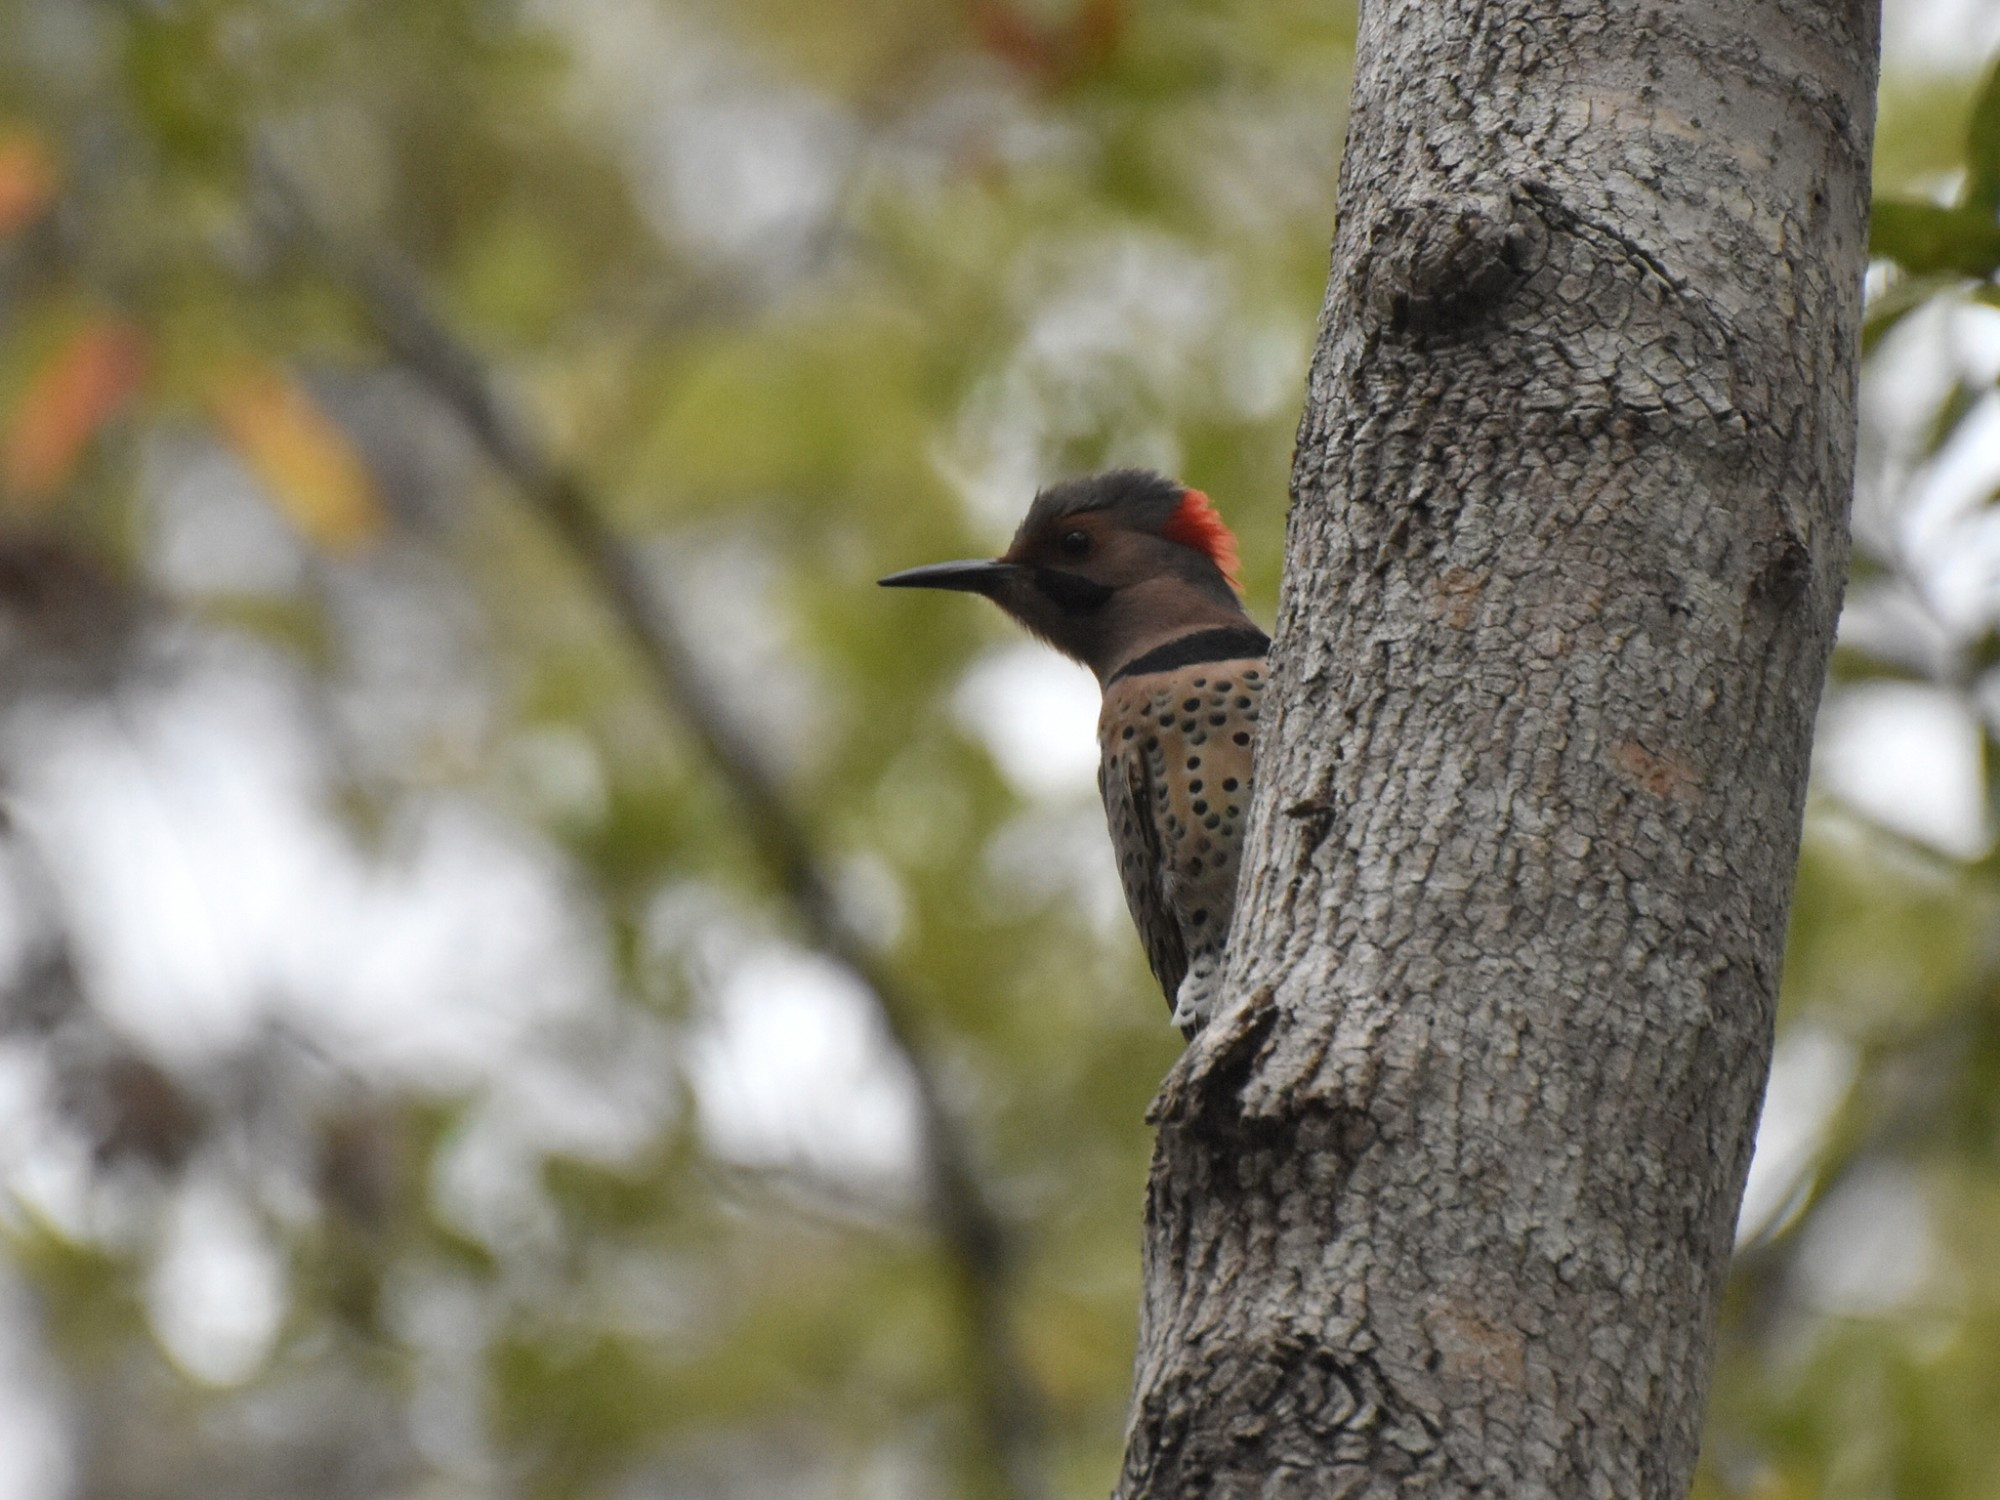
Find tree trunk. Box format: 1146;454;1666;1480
1117;2;1880;1496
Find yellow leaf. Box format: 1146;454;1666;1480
209;364;385;551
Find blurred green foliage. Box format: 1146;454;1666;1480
0;2;1998;1498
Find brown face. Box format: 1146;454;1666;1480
1003;508;1101;571
880;483;1249;679
1000;508;1160;594
877;515;1122;662
980;509;1238;671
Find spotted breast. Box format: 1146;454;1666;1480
1098;648;1267;1033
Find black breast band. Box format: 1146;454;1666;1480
1107;625;1271;684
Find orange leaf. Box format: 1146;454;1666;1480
209;364;384;552
0;131;58;237
4;319;147;502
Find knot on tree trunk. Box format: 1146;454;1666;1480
1360;190;1544;341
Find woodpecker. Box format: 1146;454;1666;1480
881;469;1267;1033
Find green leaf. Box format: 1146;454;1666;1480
1871;199;2000;278
1968;53;2000;210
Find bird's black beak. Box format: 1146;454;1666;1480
877;559;1022;596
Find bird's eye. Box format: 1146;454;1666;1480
1059;529;1091;558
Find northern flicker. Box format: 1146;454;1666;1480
880;469;1267;1033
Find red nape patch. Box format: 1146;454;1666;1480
1161;489;1243;593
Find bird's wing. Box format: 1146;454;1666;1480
1099;734;1188;1008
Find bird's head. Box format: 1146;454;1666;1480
880;470;1252;682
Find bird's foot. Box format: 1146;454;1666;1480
1171;956;1222;1033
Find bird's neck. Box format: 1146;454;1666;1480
1091;598;1263;687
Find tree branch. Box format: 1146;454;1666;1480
256;170;1047;1500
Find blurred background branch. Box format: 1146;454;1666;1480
253;151;1051;1500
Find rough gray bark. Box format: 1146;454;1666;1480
1118;2;1880;1497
